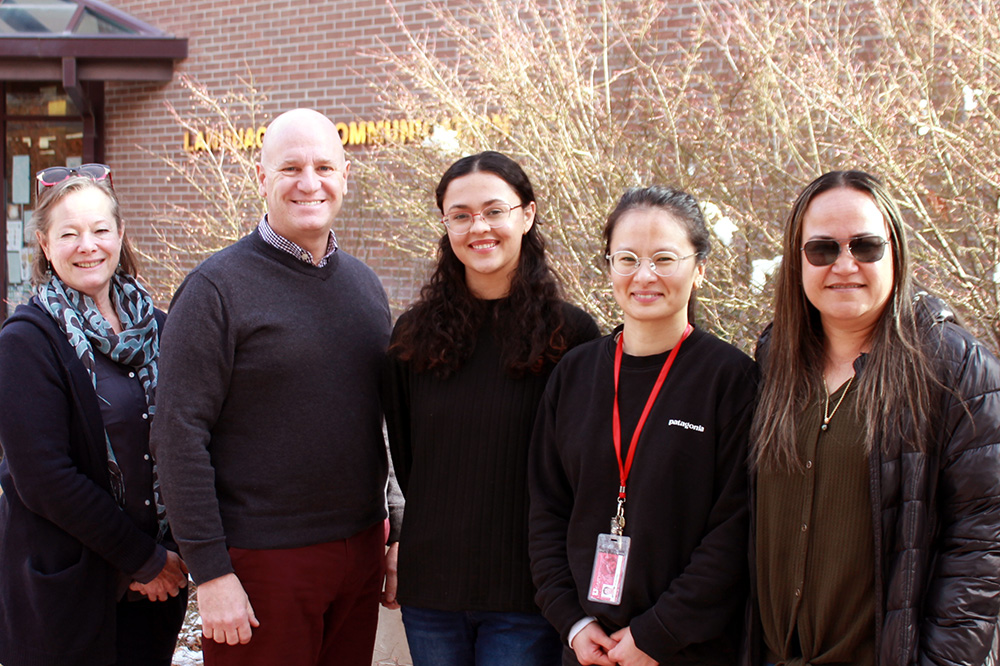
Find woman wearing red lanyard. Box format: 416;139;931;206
529;185;757;666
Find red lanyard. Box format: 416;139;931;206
612;324;692;502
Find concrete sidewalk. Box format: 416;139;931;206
373;606;412;665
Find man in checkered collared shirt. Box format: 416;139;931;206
151;109;401;666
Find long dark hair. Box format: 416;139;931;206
751;170;938;471
390;151;568;377
601;185;711;324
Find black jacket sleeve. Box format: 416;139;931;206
919;322;1000;665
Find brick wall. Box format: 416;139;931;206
105;0;443;312
101;0;748;314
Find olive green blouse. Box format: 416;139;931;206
756;380;876;666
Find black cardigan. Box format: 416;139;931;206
0;300;165;666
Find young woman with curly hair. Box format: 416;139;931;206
384;151;599;665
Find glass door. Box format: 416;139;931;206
3;82;85;318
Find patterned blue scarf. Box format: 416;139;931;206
38;272;167;540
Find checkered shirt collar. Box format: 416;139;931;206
257;216;338;267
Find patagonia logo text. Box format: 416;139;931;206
668;419;705;432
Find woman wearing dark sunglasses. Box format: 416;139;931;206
0;170;188;665
383;151;599;665
746;170;1000;666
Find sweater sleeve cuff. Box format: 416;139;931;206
178;537;234;585
568;617;598;649
385;466;404;544
539;589;591;645
387;503;404;543
133;544;167;584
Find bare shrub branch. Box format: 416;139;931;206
141;72;268;300
355;0;1000;352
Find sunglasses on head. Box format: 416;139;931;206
36;163;113;196
801;235;888;267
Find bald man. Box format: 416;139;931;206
151;109;401;666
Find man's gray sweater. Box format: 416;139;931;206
150;229;392;584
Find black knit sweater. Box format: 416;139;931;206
384;300;598;613
150;229;392;584
529;327;758;665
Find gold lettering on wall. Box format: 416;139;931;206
182;116;511;152
182;126;266;153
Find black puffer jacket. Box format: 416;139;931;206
745;294;1000;666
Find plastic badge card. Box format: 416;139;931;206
587;533;630;605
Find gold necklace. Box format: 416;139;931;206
821;375;854;432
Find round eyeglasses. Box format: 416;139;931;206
606;250;700;277
441;202;523;235
801;235;888;267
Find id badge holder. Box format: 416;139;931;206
587;532;631;605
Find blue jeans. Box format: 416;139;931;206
401;605;562;666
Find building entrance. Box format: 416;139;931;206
3;82;85;317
